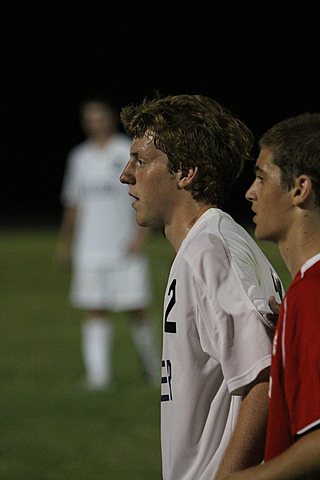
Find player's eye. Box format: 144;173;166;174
137;158;146;167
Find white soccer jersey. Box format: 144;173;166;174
161;208;284;480
60;134;136;268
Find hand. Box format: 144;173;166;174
126;227;150;255
55;243;71;266
126;237;143;255
269;295;281;315
266;295;281;326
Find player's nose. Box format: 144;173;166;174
120;160;135;185
245;182;257;202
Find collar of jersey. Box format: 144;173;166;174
300;253;320;277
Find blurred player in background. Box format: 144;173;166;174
119;94;284;480
224;113;320;479
56;98;159;390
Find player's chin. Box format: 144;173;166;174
254;230;263;241
135;212;148;227
254;225;270;242
252;223;264;240
136;212;160;230
251;216;261;239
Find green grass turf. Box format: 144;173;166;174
0;227;289;479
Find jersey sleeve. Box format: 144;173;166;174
284;278;320;437
192;242;272;396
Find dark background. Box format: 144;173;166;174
2;1;320;227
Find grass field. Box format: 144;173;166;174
0;227;290;480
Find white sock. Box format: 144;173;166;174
131;321;160;383
81;318;112;387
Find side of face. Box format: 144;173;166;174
120;135;181;228
245;147;293;243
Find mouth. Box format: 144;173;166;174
251;208;257;223
129;192;139;207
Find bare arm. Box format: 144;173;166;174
221;429;320;480
214;371;270;479
56;206;77;265
126;226;152;255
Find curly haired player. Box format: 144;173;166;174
120;94;284;480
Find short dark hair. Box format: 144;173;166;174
120;94;253;207
260;113;320;203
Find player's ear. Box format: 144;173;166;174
177;167;198;188
292;175;314;206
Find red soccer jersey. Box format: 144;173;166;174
264;255;320;461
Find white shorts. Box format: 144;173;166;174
70;256;151;311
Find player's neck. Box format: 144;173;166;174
90;132;114;148
165;203;213;252
279;217;320;277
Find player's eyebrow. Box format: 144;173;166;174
254;164;265;175
129;151;148;164
129;151;143;161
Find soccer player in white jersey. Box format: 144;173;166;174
56;98;159;389
119;94;284;480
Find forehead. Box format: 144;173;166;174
130;135;165;161
255;147;276;172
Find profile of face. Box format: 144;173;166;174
120;134;181;229
245;147;293;243
80;102;115;139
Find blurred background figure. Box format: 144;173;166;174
56;97;159;390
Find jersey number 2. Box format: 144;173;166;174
164;279;177;333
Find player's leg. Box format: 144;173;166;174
81;309;113;389
71;268;113;389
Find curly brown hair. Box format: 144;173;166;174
120;94;253;207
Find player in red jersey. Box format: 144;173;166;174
225;113;320;479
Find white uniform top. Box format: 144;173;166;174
161;208;284;480
60;134;137;268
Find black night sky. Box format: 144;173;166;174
2;1;320;227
